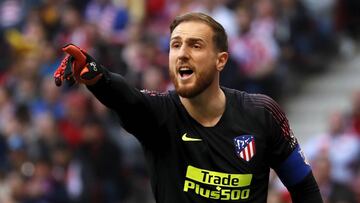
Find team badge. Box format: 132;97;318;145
234;135;256;162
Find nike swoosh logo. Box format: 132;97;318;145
182;133;202;142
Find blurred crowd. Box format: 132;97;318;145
269;90;360;203
0;0;359;202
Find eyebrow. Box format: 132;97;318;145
170;36;206;44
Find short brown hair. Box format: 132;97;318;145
169;12;228;52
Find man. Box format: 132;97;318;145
54;12;323;203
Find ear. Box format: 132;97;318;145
216;52;228;71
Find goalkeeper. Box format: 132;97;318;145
54;12;323;203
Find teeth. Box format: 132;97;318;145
179;67;191;71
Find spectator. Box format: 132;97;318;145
348;90;360;136
352;167;360;203
29;112;65;162
57;4;93;50
141;66;168;92
275;0;314;72
58;90;89;148
30;76;65;120
0;86;14;134
312;153;357;203
84;0;130;44
304;111;360;184
24;159;69;203
68;117;124;203
0;0;24;30
197;0;238;38
230;2;282;100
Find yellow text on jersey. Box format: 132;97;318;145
183;165;253;201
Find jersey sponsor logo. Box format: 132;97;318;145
234;135;256;162
183;165;252;201
182;133;202;142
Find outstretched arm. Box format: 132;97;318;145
54;44;169;145
86;70;164;138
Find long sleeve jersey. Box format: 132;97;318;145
87;71;323;203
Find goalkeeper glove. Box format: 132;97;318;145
54;44;103;86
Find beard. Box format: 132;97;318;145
170;67;217;98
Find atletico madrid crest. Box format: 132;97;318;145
234;135;256;162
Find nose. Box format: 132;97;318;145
178;45;190;61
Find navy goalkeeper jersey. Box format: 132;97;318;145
88;72;312;203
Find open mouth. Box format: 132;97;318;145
179;67;194;79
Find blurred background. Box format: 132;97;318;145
0;0;360;202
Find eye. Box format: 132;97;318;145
192;43;201;49
171;42;181;49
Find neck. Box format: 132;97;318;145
180;82;226;127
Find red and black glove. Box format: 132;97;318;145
54;44;103;86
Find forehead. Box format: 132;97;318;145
170;21;214;41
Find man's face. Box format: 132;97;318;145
169;21;220;98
